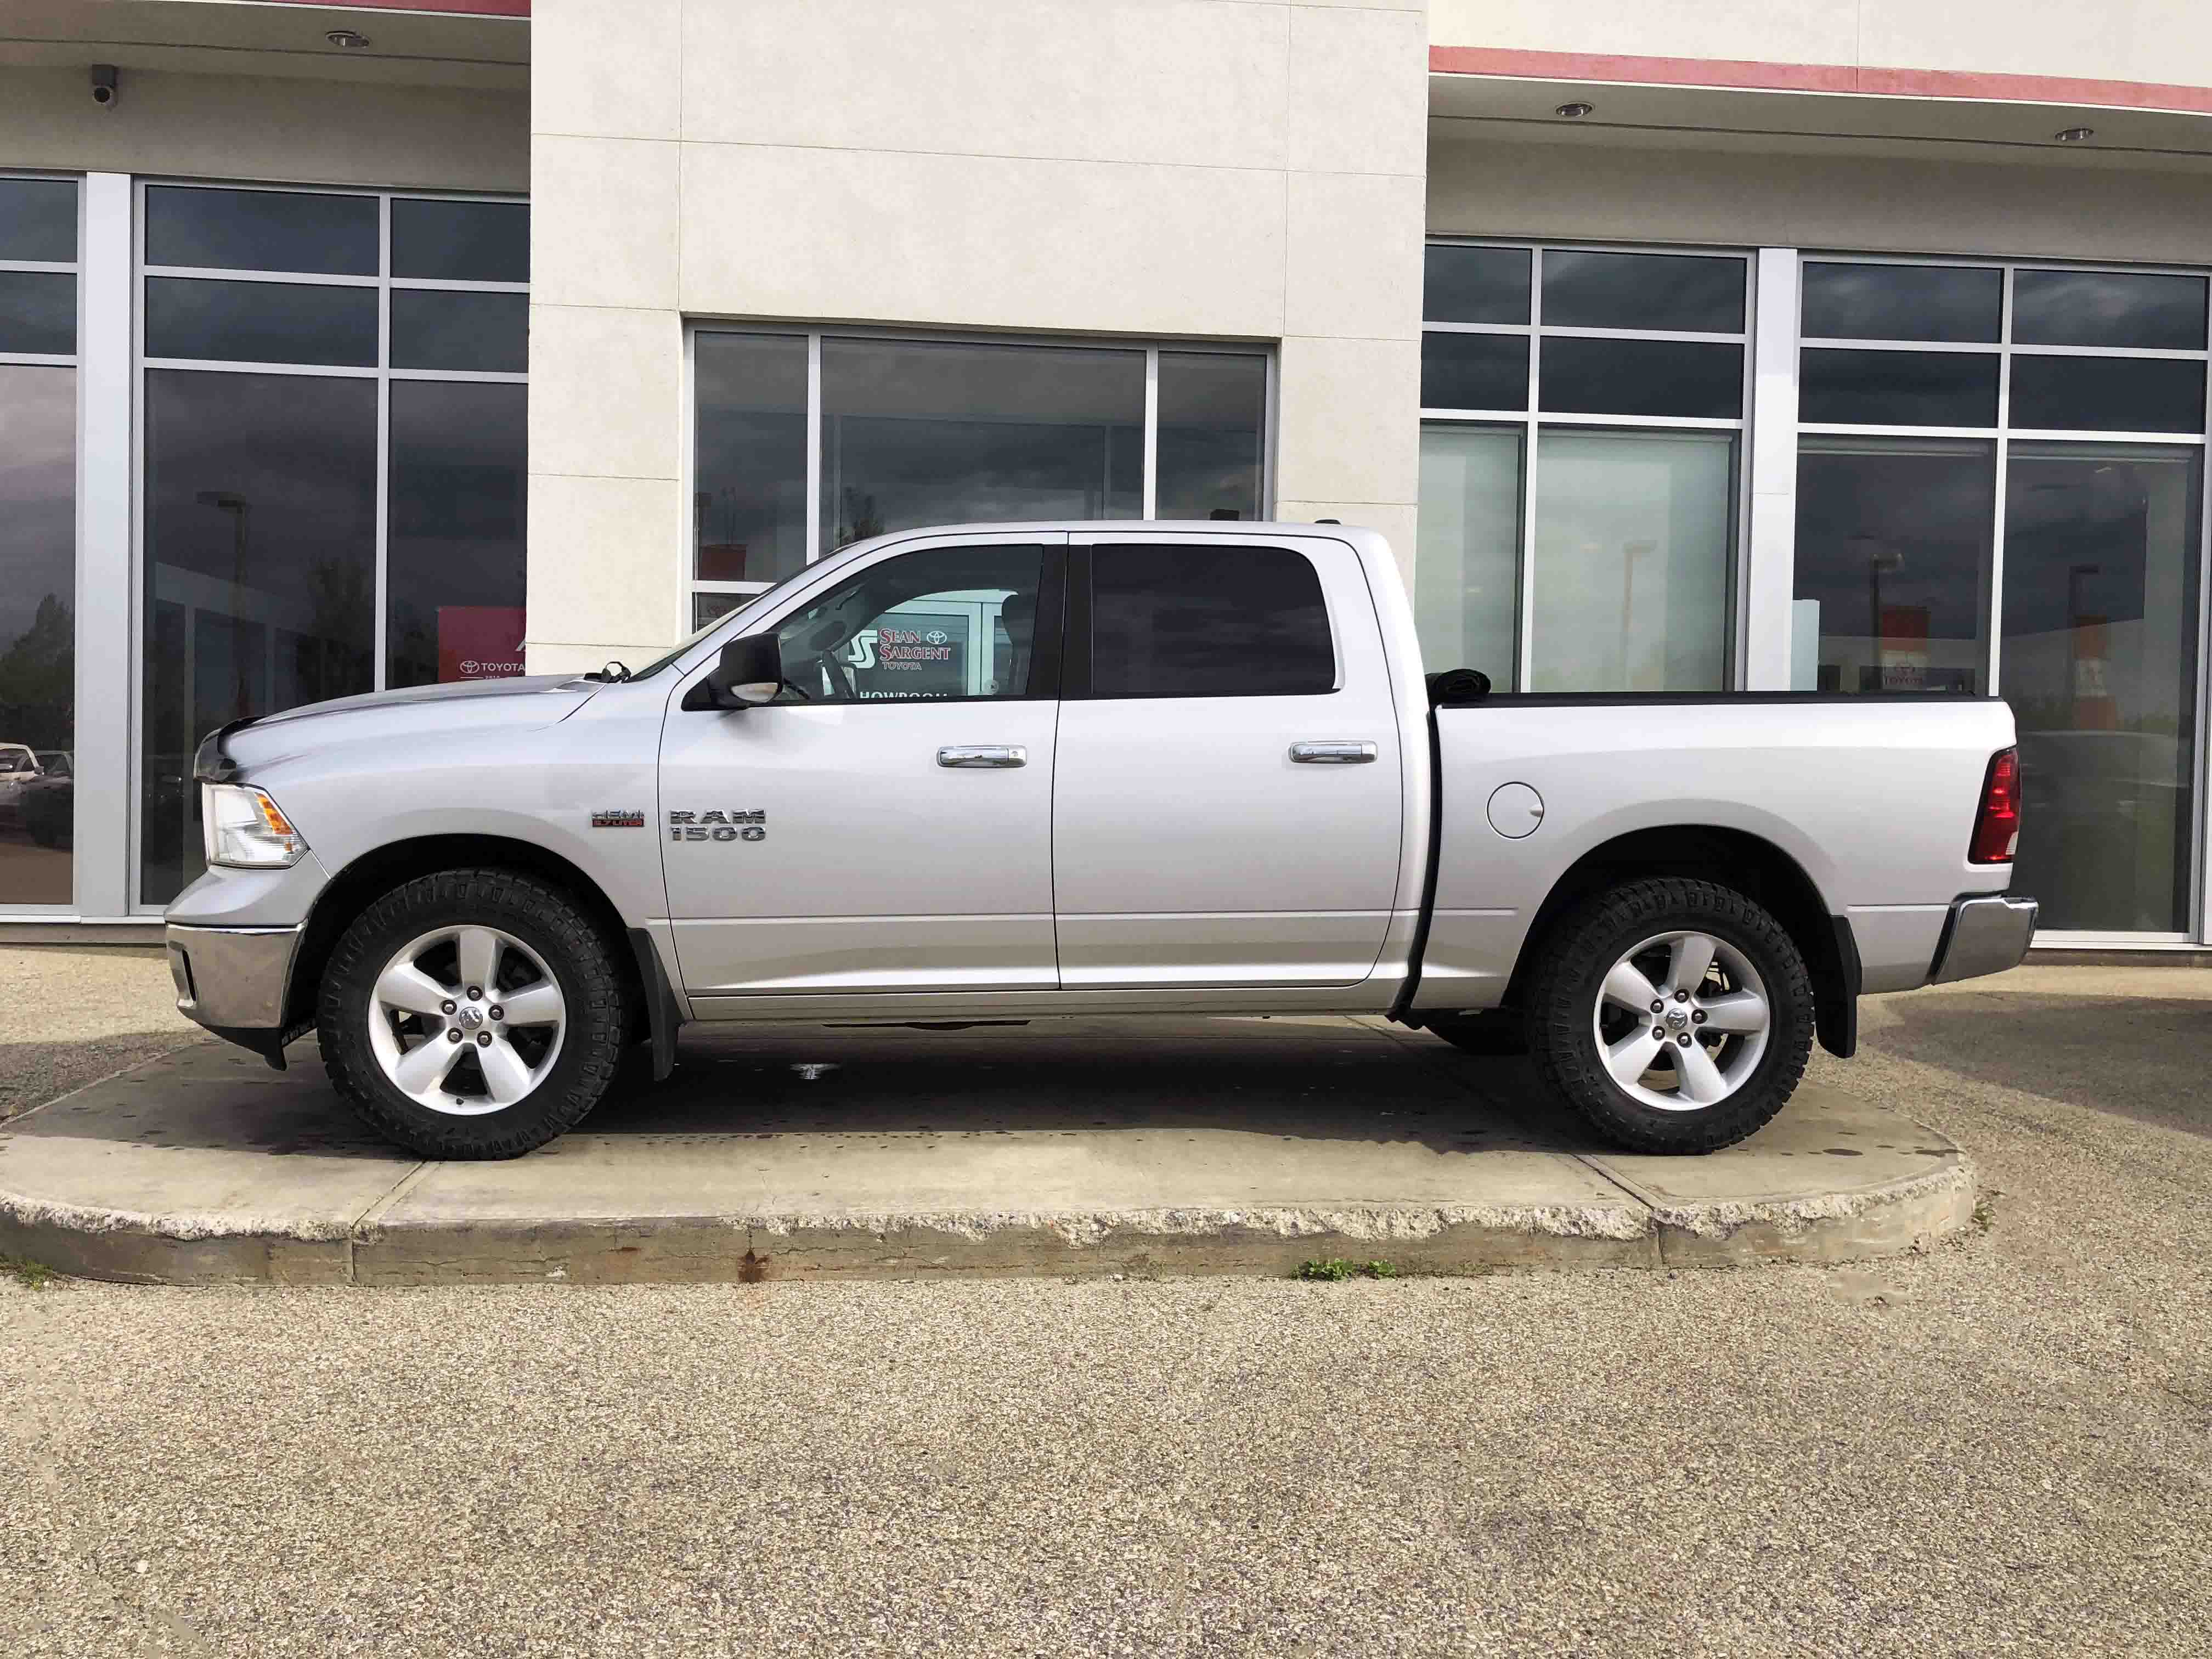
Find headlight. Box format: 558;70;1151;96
201;783;308;868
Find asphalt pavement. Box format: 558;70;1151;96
2;958;2208;1656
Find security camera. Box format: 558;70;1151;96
91;64;119;109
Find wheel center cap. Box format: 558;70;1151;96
457;1005;486;1030
1665;1007;1690;1030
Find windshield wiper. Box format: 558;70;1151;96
585;660;632;684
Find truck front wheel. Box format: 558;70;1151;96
1524;877;1813;1155
318;869;630;1159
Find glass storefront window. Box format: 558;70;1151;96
136;184;527;907
2004;444;2200;932
387;382;527;690
1529;430;1735;693
821;338;1142;546
0;365;76;904
1794;438;1995;694
1417;241;1749;692
1798;257;2212;936
1155;352;1266;522
1415;425;1521;686
690;330;1269;622
1;176;77;907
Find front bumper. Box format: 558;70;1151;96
167;923;303;1061
1928;894;2038;985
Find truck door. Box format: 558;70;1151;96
1052;534;1406;988
660;537;1064;999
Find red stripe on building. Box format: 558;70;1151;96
253;0;531;18
1429;44;2212;117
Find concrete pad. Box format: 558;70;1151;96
0;1018;1972;1284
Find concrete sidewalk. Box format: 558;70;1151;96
0;1014;1970;1283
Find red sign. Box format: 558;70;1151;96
437;606;527;682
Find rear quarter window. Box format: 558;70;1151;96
1088;544;1335;698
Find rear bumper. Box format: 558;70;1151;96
167;922;302;1049
1928;894;2038;985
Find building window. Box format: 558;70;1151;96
691;329;1269;630
137;183;527;907
1417;242;1748;692
0;175;78;906
1793;258;2208;935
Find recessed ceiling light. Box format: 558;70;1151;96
325;29;372;49
1555;101;1595;120
2053;126;2096;143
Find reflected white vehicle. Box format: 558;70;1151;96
0;742;42;826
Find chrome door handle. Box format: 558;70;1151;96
1289;741;1377;764
938;745;1026;769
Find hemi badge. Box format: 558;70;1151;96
591;809;646;829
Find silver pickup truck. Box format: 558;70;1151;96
166;521;2035;1160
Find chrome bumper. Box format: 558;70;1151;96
1929;894;2038;985
167;923;302;1031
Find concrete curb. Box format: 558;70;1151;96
0;1025;1979;1285
0;1154;1977;1286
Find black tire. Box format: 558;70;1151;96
318;868;630;1159
1419;1008;1530;1057
1525;876;1813;1155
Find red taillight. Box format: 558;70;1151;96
1970;747;2021;864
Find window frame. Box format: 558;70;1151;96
127;177;529;913
1793;250;2212;947
1421;237;1756;692
681;322;1277;636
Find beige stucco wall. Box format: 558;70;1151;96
1428;0;2212;91
524;0;1430;673
0;65;527;191
1427;129;2212;265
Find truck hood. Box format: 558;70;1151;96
217;675;603;776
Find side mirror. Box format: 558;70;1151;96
696;633;784;710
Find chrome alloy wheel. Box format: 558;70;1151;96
365;926;567;1116
1590;930;1770;1112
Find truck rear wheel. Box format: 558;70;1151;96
1524;876;1813;1155
318;869;630;1159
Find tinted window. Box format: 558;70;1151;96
1540;336;1742;419
1801;262;2000;343
0;271;75;354
1541;250;1745;332
144;186;377;275
696;331;810;584
1154;352;1265;521
1420;332;1528;410
1799;348;1999;426
2008;354;2205;433
2012;269;2207;349
819;338;1142;549
391;198;528;283
390;289;528;373
1424;245;1531;325
386;381;527;689
144;276;377;366
771;544;1048;703
0;178;77;262
1089;545;1333;698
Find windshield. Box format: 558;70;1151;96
625;563;823;681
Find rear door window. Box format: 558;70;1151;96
1086;544;1335;698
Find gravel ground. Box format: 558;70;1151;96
0;947;203;1122
2;963;2208;1656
